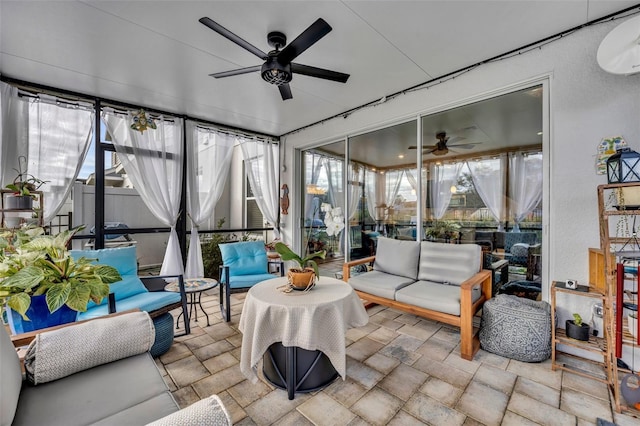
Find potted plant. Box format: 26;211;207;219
4;156;48;210
274;242;326;290
426;220;461;243
566;313;590;341
0;225;122;333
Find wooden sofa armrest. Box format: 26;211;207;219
10;309;140;348
342;256;376;281
459;269;493;303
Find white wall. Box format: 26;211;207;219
281;16;640;364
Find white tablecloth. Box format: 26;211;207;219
239;276;369;383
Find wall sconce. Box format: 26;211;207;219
607;147;640;183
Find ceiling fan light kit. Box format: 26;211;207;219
199;17;350;100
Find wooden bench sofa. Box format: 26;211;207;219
342;237;492;360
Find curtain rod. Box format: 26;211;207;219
283;3;640;137
0;76;278;140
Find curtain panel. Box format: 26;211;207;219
466;156;507;229
1;83;93;223
103;109;184;275
28;95;94;222
185;123;235;278
429;163;463;220
240;137;280;238
0;82;28;188
509;152;543;231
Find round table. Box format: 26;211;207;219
239;276;369;399
164;278;218;328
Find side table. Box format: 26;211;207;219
165;278;218;328
239;276;369;399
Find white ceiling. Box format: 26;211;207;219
0;0;637;139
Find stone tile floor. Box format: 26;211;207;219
158;289;640;425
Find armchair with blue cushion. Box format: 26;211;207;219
70;246;190;335
219;241;283;322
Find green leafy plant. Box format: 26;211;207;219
4;156;48;198
425;220;462;241
0;225;122;319
274;242;326;278
572;313;583;327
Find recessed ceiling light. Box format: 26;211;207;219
537;131;543;136
398;154;404;159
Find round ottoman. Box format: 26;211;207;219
150;313;175;357
480;294;552;362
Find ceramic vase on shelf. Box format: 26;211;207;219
565;319;590;341
5;195;33;210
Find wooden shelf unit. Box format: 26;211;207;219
551;282;608;384
597;182;640;416
0;189;44;228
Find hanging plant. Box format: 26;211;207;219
130;109;157;134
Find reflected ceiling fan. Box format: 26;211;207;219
409;132;482;156
199;17;350;100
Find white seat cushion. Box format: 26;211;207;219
349;270;416;300
395;281;482;316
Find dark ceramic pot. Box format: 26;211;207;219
565;319;590;341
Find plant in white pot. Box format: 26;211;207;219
0;226;122;333
274;242;326;291
4;156;48;211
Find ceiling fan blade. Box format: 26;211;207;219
291;63;349;83
199;17;268;60
447;142;483;149
447;136;466;144
209;65;262;78
277;18;332;64
279;84;293;100
408;145;437;150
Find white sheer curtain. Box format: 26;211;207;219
28;95;94;222
365;168;380;222
185;123;235;278
467;155;507;230
0;82;28;187
509;152;543;231
384;170;404;210
342;162;361;254
429;163;463;219
240;137;280;238
103;109;184;275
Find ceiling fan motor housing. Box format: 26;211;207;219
261;55;292;86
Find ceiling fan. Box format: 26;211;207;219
409;132;482;156
199;17;350;101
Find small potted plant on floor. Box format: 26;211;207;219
274;242;326;290
566;313;590;341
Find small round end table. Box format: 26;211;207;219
164;278;218;328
